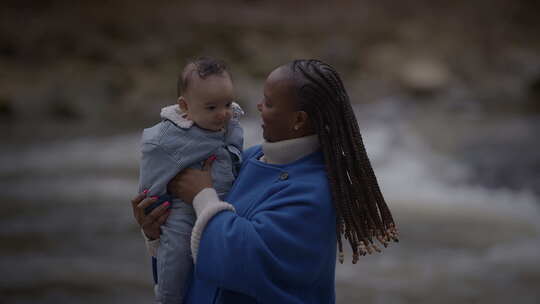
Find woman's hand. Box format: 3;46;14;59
131;191;170;240
167;156;215;204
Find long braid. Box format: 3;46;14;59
311;105;348;262
290;59;398;263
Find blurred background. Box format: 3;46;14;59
1;0;539;303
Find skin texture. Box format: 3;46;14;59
257;66;313;142
131;192;171;240
178;73;235;132
132;64;313;238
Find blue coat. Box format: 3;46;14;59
184;145;337;304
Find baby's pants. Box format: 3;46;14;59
155;200;196;304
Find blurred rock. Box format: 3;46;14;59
48;96;83;121
0;0;539;141
398;58;451;96
105;74;135;101
0;97;14;119
527;75;540;112
0;40;19;59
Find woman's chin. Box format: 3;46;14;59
263;136;276;143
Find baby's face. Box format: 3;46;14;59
182;74;235;131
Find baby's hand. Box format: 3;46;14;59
231;102;244;121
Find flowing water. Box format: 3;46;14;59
1;104;539;304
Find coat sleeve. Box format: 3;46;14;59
193;182;336;300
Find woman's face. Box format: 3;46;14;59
257;66;301;142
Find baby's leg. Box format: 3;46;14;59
156;200;196;304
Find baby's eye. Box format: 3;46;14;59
226;102;232;108
206;106;216;110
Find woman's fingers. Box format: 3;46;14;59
156;209;170;226
131;191;147;210
131;191;152;225
132;197;155;222
137;196;158;211
202;155;216;171
167;168;195;197
167;156;215;203
167;172;184;195
142;201;170;239
143;200;170;226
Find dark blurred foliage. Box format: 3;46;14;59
1;3;540;304
0;0;539;140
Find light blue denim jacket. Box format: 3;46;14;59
138;104;243;304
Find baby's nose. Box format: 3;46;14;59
218;109;229;120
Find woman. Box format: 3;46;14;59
131;59;398;303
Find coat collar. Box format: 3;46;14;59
261;134;320;165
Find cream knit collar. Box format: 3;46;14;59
160;103;245;129
261;134;320;165
160;104;194;129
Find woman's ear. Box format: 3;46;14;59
293;111;311;132
178;96;188;112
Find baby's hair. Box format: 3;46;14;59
177;56;229;97
289;59;399;264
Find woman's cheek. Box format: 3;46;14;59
260;111;268;124
263;109;275;122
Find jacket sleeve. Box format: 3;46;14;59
138;142;184;197
193;182;336;300
224;102;244;152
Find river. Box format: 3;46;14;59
1;103;539;304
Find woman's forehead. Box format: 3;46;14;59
265;67;296;95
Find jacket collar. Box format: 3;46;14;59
160;104;194;129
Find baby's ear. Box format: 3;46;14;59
178;96;188;112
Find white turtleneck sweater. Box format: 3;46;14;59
144;135;320;260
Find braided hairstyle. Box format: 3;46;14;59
288;59;398;264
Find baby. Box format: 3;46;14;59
138;57;243;304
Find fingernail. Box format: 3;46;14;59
209;155;217;161
164;201;170;206
143;189;149;195
151;196;158;199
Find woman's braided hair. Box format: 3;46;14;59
289;59;398;263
